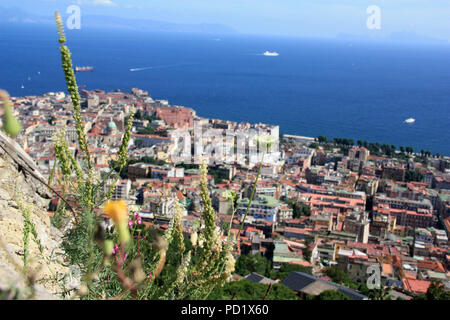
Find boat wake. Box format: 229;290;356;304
129;64;190;72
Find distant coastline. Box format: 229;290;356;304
9;88;450;159
2;25;450;155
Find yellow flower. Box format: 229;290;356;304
104;200;128;225
104;200;131;244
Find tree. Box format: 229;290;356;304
208;280;299;300
48;116;56;125
406;146;414;154
367;287;392;300
405;170;423;183
317;136;328;143
325;265;352;285
234;254;272;277
134;139;144;148
289;201;302;219
273;263;312;281
308;289;351;300
288;200;310;218
208;167;230;184
303;238;312;262
426;281;450;300
134;109;143;119
301;206;311;216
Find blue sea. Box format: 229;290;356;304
1;24;450;155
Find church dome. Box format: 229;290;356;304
107;121;117;130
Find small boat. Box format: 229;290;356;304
404;118;415;124
263;51;279;56
75;66;94;72
21;84;24;89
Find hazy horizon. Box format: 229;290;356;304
1;0;450;42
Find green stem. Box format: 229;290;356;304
237;152;265;238
226;198;236;242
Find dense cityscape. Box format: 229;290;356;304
7;87;450;300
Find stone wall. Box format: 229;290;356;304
0;131;68;299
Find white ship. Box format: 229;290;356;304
404;118;415;124
263;51;279;56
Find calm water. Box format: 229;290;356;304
1;24;450;155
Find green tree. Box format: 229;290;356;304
405;170;424;183
134;139;144;148
134;109;143;119
48;116;56;125
308;289;351;300
234;254;272;277
325;265;352;285
208;280;299;300
288;200;310;218
303;238;312;262
367;287;392;300
426;281;450;300
137;126;156;135
273;263;312;281
208;167;230;184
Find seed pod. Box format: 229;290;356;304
104;240;114;256
0;90;22;138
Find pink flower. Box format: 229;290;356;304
137;218;142;225
148;272;152;279
128;220;133;228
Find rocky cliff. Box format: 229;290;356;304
0;131;68;299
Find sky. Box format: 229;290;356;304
2;0;450;40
